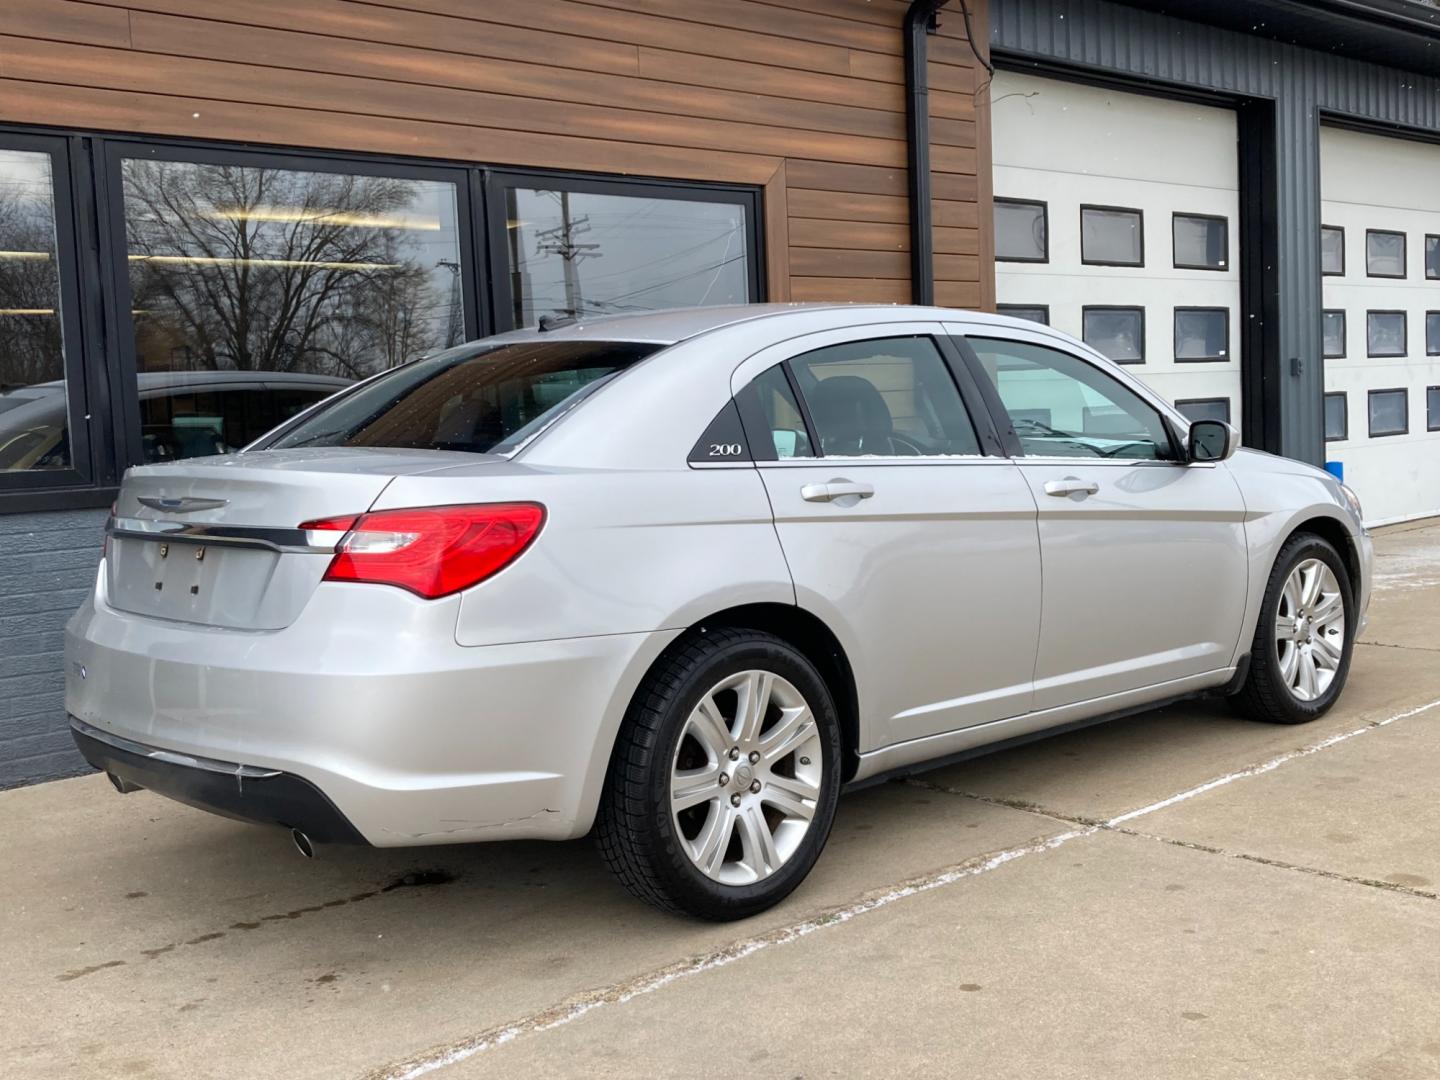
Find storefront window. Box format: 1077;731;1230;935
120;156;464;459
503;185;751;328
0;149;69;473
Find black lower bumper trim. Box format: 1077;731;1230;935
69;718;368;845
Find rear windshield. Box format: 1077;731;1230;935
261;340;661;456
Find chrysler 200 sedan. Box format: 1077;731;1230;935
66;305;1371;920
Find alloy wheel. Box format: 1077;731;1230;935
669;669;823;885
1275;558;1346;702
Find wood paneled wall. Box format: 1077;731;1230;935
1;0;993;310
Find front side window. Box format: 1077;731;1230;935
1367;311;1407;357
0;146;72;475
1368;389;1408;438
120;155;467;459
1082;307;1145;364
786;337;979;458
502;184;751;328
264;340;659;455
1174;308;1229;362
994;199;1047;262
1080;206;1143;266
1173;213;1228;270
967;337;1175;461
1322;310;1346;359
1366;229;1406;278
1324;392;1347;442
1321;226;1345;275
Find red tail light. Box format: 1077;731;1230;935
299;503;545;599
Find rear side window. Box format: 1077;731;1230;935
786;336;980;457
263;340;660;455
967;337;1176;461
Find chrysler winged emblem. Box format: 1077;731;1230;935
136;496;229;513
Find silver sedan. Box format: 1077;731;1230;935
65;305;1372;919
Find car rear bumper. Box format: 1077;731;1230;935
70;717;368;844
65;572;677;846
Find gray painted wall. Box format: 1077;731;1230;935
1;508;106;788
991;0;1440;465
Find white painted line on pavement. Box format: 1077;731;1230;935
378;694;1440;1079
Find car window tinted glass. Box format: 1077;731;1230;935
265;340;659;455
504;187;749;327
0;148;70;472
139;379;340;463
968;337;1175;461
994;200;1046;261
787;336;979;457
749;364;814;459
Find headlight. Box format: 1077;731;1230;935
1339;483;1363;522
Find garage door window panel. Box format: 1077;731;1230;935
786;337;981;458
1321;226;1345;276
1427;312;1440;357
997;304;1049;326
1172;213;1228;271
1427;235;1440;280
1175;398;1230;424
1082;306;1145;364
1428;387;1440;433
1367;311;1407;358
1368;389;1408;438
1322;310;1346;359
1324;393;1348;442
967;337;1176;462
1365;229;1406;279
1081;205;1144;267
994;199;1048;263
1174;307;1229;362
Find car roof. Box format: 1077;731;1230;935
481;303;1047;346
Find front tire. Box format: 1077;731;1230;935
596;627;842;920
1231;533;1355;724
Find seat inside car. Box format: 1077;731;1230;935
806;375;903;456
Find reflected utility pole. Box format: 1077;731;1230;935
535;191;600;318
436;259;463;347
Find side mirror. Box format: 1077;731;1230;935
1188;419;1239;463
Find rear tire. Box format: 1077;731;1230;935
1230;533;1354;724
596;627;842;920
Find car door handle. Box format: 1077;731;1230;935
801;480;875;503
1043;477;1100;498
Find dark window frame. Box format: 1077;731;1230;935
1427;311;1440;357
1324;392;1348;442
996;303;1050;325
1171;212;1229;271
1365;228;1407;279
1081;305;1147;364
1427;385;1440;433
1080;204;1145;268
1320;225;1345;276
1427;234;1440;281
0;122;767;512
993;197;1049;264
1173;306;1231;363
1367;387;1409;438
1366;309;1408;358
1174;397;1232;423
1322;309;1347;359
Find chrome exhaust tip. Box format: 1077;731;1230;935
107;772;142;794
290;828;316;859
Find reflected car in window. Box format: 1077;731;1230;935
66;305;1371;921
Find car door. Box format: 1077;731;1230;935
947;322;1249;711
731;323;1042;751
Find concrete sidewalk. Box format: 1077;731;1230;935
4;521;1439;1080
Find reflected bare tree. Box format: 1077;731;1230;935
0;188;62;390
125;161;445;379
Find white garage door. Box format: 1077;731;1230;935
1320;126;1440;525
991;72;1241;427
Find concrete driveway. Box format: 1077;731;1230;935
4;521;1439;1080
